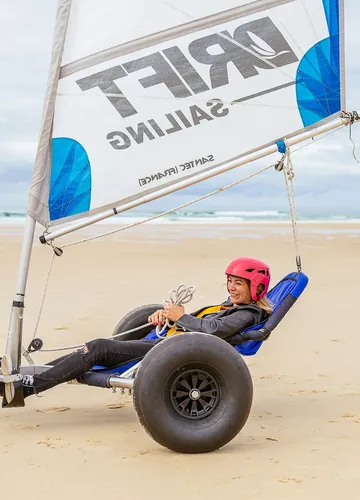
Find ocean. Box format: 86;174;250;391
1;210;360;226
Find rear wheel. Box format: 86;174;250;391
133;333;253;453
112;304;163;341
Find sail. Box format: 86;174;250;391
28;0;344;227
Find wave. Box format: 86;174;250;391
0;212;26;217
214;210;282;217
1;210;360;225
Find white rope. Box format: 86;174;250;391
31;323;155;352
169;284;196;305
283;141;302;272
60;163;275;249
32;284;196;352
155;284;196;337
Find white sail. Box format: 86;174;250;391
28;0;344;227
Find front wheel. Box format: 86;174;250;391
112;304;163;341
133;333;253;453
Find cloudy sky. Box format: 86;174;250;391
1;0;360;215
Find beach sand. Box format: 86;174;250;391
0;222;359;499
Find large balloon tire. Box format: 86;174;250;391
133;333;253;453
112;304;163;341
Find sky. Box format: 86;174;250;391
0;0;360;216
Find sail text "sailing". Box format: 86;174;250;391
107;100;227;150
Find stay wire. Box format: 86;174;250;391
283;142;302;273
31;250;56;342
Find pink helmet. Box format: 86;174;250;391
225;257;271;302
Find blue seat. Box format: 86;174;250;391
234;272;309;356
93;272;309;375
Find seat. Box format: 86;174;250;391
233;272;309;356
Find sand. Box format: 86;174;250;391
0;222;359;499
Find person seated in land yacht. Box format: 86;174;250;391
1;257;272;405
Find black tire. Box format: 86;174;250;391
112;304;163;341
133;333;253;453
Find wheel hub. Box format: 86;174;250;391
170;368;220;420
189;389;201;400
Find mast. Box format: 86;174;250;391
5;216;37;371
1;1;71;402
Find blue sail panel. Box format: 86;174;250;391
49;138;92;222
296;0;342;127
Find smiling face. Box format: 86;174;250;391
226;275;252;305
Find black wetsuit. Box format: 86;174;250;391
27;300;265;394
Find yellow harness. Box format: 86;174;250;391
166;305;231;336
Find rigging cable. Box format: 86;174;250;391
59;163;275;249
28;285;196;353
284;142;302;273
275;143;302;273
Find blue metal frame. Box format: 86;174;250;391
235;272;309;356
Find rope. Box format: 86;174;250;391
59;163;275;249
341;111;360;163
283;142;302;273
32;285;196;352
155;284;196;337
